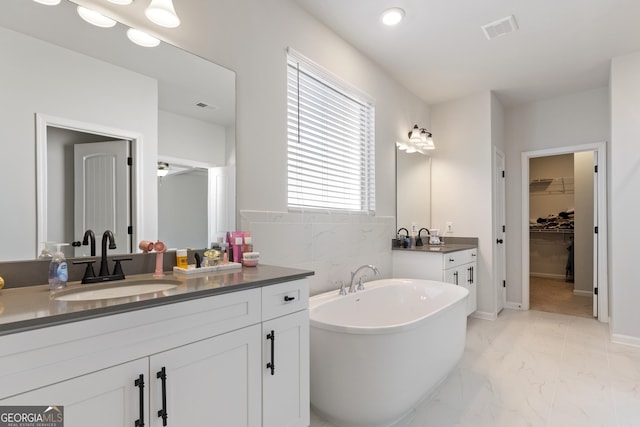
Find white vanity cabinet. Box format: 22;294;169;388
393;248;477;315
0;358;149;427
261;280;310;427
0;278;310;427
149;324;262;427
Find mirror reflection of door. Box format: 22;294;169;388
46;127;132;257
73;140;131;257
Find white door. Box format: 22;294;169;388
494;149;506;313
149;325;262;427
0;358;148;427
262;311;310;427
209;165;236;243
74;141;130;257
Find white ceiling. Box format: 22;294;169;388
292;0;640;106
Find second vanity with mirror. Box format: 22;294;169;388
0;265;312;427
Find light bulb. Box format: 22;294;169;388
127;28;161;47
33;0;61;5
77;6;117;28
145;0;180;28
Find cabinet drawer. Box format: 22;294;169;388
443;249;477;269
262;279;309;321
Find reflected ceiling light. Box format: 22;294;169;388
145;0;181;28
127;28;161;47
33;0;61;5
381;7;405;26
157;162;169;177
396;124;435;155
107;0;134;4
77;6;117;28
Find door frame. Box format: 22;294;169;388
494;147;506;314
521;141;608;322
36;113;144;256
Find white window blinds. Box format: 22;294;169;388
287;51;375;213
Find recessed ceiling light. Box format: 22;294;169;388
32;0;61;5
77;6;117;28
127;28;161;47
381;7;405;26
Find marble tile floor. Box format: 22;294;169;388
310;309;640;427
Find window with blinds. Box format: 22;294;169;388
287;51;375;213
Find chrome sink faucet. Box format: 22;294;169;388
349;264;379;293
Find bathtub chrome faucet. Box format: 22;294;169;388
349;264;380;293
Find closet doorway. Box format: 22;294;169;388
521;143;608;322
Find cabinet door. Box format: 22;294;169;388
443;267;461;286
262;310;310;427
149;324;261;427
464;262;478;315
0;358;148;427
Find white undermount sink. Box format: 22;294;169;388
54;279;181;302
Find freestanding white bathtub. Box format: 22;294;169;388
310;278;468;427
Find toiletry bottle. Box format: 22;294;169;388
226;232;234;262
220;242;229;265
176;249;188;269
49;243;69;291
233;235;244;264
243;235;253;253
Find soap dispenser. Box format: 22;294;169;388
48;243;69;291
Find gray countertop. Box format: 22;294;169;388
0;264;314;336
392;243;477;254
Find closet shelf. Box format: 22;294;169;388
530;176;574;194
529;228;574;234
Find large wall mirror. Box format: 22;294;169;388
396;151;431;234
0;0;235;261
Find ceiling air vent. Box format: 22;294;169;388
195;102;218;110
481;15;518;40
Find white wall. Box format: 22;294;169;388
158;110;226;165
431;92;496;316
504;87;610;304
75;0;429;294
610;51;640;344
0;26;157;261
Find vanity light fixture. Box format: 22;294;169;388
77;6;117;28
32;0;61;5
381;7;405;26
396;124;435;155
127;28;161;47
145;0;181;28
157;162;169;177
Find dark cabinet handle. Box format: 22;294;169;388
284;295;295;302
266;330;275;376
135;374;145;427
496;239;504;244
157;367;168;426
453;271;458;286
468;267;473;284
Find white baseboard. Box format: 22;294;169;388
573;289;593;297
611;333;640;348
470;311;496;321
505;301;524;310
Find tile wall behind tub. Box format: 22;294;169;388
239;211;395;295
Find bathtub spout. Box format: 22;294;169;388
349;264;380;293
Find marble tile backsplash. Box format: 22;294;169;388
239;210;395;296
